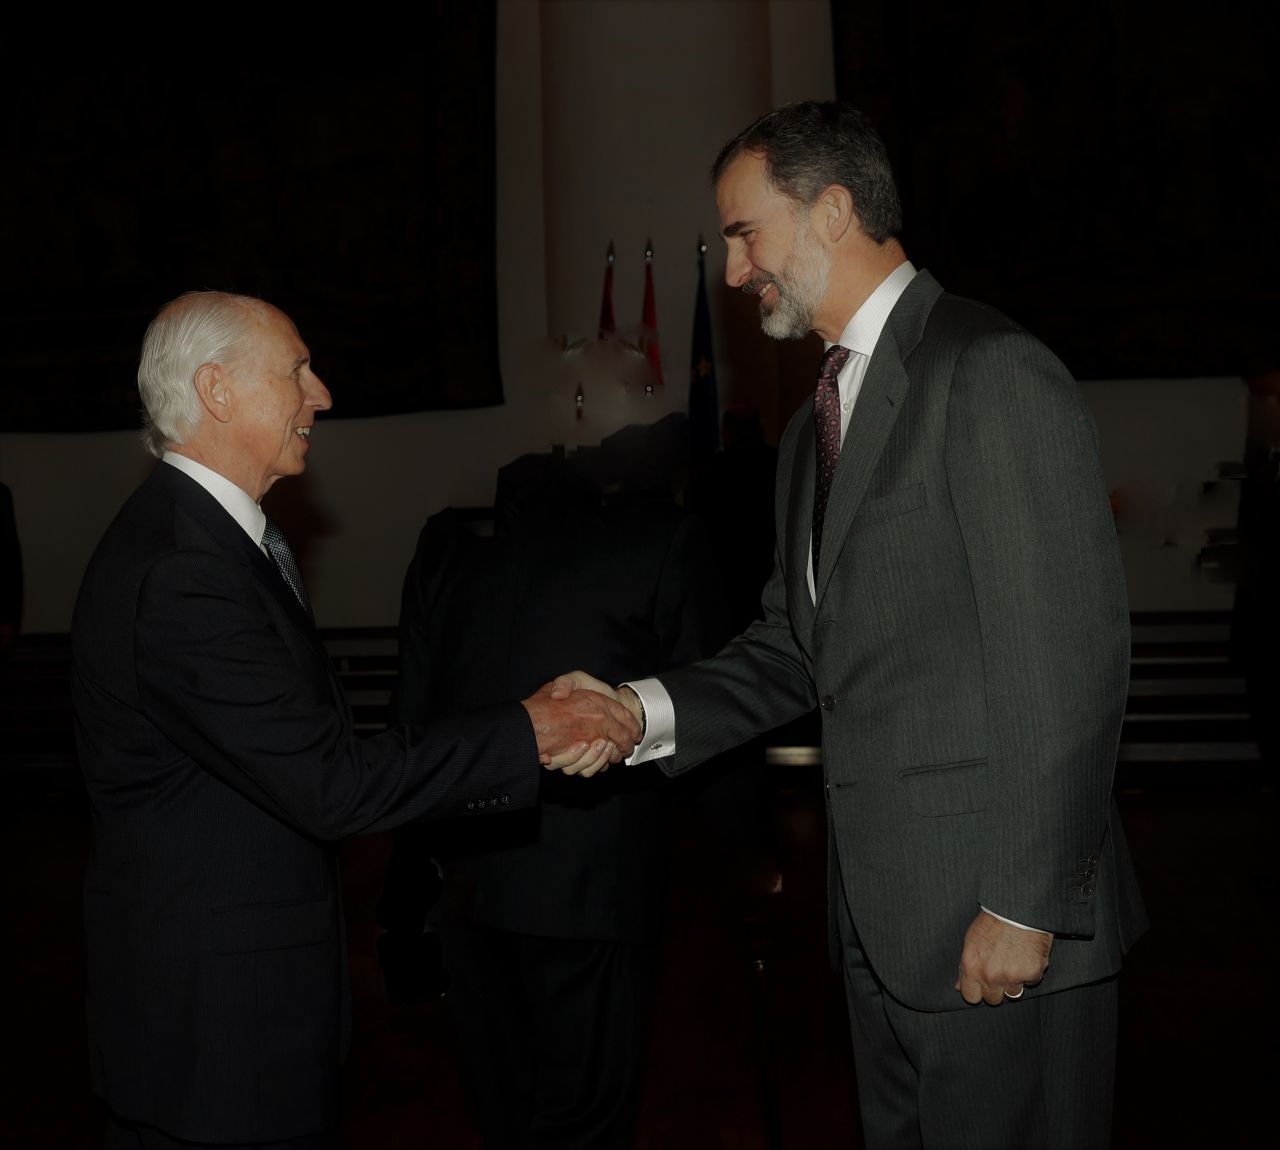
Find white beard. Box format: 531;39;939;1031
760;225;831;341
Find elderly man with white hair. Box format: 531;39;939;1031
71;291;638;1149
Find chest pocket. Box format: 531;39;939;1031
852;482;926;530
898;757;989;816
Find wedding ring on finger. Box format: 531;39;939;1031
1003;986;1025;1000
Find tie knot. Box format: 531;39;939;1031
260;518;312;617
261;518;285;548
820;344;851;386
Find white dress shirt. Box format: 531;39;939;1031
804;260;917;601
162;452;268;553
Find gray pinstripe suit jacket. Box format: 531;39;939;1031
660;271;1147;1011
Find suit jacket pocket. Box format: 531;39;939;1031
898;758;990;817
852;482;926;529
212;896;332;954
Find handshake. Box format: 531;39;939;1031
520;672;645;777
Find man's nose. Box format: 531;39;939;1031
308;375;333;412
724;247;751;289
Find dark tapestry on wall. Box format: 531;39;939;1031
831;1;1276;380
0;13;500;433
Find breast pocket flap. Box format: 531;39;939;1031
898;758;990;817
853;482;926;529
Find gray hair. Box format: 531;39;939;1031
137;291;264;458
711;101;902;244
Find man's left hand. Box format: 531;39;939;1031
954;910;1053;1005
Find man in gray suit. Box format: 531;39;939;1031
557;102;1146;1148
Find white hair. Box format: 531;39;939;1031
137;291;265;458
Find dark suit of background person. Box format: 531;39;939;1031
0;480;21;658
1232;374;1280;771
378;416;728;1149
593;105;1147;1149
71;292;634;1150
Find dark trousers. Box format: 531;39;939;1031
838;898;1118;1149
440;922;655;1150
104;1111;337;1150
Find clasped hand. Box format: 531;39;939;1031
520;674;641;777
954;910;1053;1005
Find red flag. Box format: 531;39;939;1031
640;239;663;389
598;241;616;338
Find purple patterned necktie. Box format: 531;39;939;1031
812;343;851;576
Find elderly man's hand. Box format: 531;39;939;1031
549;670;645;729
954;910;1053;1005
520;682;642;777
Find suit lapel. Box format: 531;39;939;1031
158;464;323;642
248;536;319;633
813;342;909;605
786;408;817;632
813;270;943;607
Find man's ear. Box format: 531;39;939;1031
814;183;857;245
193;363;233;425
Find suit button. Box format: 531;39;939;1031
820;695;835;711
1081;880;1096;896
501;794;510;805
466;801;476;811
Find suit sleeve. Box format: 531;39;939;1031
945;330;1129;936
380;514;469;934
133;548;539;841
389;518;451;729
0;484;21;628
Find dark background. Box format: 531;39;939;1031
0;13;502;433
833;0;1276;380
3;3;1275;434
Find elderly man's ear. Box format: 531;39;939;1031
193;362;234;424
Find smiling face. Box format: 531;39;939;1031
224;304;332;501
716;150;833;341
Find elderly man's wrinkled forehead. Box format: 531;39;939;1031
224;300;302;364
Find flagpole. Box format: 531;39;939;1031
598;240;616;340
641;238;662;395
689;233;720;455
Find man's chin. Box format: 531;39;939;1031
760;309;804;341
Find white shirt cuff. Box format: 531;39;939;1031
980;905;1051;935
620;677;676;763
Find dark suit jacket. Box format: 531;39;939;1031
0;481;20;630
71;463;540;1144
385;444;725;945
660;272;1147;1011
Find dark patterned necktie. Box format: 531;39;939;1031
812;344;851;576
261;518;313;617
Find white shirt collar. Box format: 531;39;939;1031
827;260;918;358
162;451;267;548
